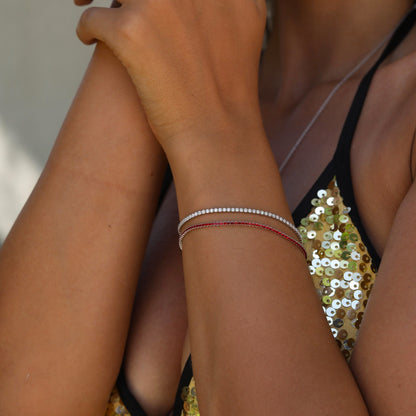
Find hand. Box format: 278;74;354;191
75;0;267;151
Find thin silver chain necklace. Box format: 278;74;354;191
278;6;415;172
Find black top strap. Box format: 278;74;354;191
332;5;416;264
334;6;416;162
116;367;148;416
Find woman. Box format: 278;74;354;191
1;0;416;415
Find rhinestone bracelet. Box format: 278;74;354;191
178;207;302;243
179;220;306;258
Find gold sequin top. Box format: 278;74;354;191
104;7;416;415
106;174;379;416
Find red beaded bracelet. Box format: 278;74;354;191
178;207;302;243
179;220;307;258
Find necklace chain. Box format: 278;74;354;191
278;6;415;172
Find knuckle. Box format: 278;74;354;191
76;8;96;44
115;12;143;45
75;23;83;42
79;7;93;28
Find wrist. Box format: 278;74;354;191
164;107;263;157
167;125;289;220
159;98;264;154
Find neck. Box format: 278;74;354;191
260;0;413;108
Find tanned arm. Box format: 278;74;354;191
0;42;165;416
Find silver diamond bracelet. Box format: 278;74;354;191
178;207;302;243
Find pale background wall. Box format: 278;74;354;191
0;1;94;242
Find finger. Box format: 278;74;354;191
74;0;122;7
74;0;93;5
77;6;118;45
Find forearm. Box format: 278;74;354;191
350;182;416;415
0;44;165;415
72;2;368;413
170;129;368;415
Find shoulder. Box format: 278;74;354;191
385;23;416;98
351;37;416;256
387;33;416;179
368;28;416;160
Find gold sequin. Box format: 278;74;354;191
181;378;200;416
336;309;346;319
104;177;378;416
338;329;348;340
335;288;345;298
105;387;131;416
299;178;377;361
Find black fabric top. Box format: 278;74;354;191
116;357;194;416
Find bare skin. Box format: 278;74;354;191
1;0;416;415
115;0;416;415
0;43;166;415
